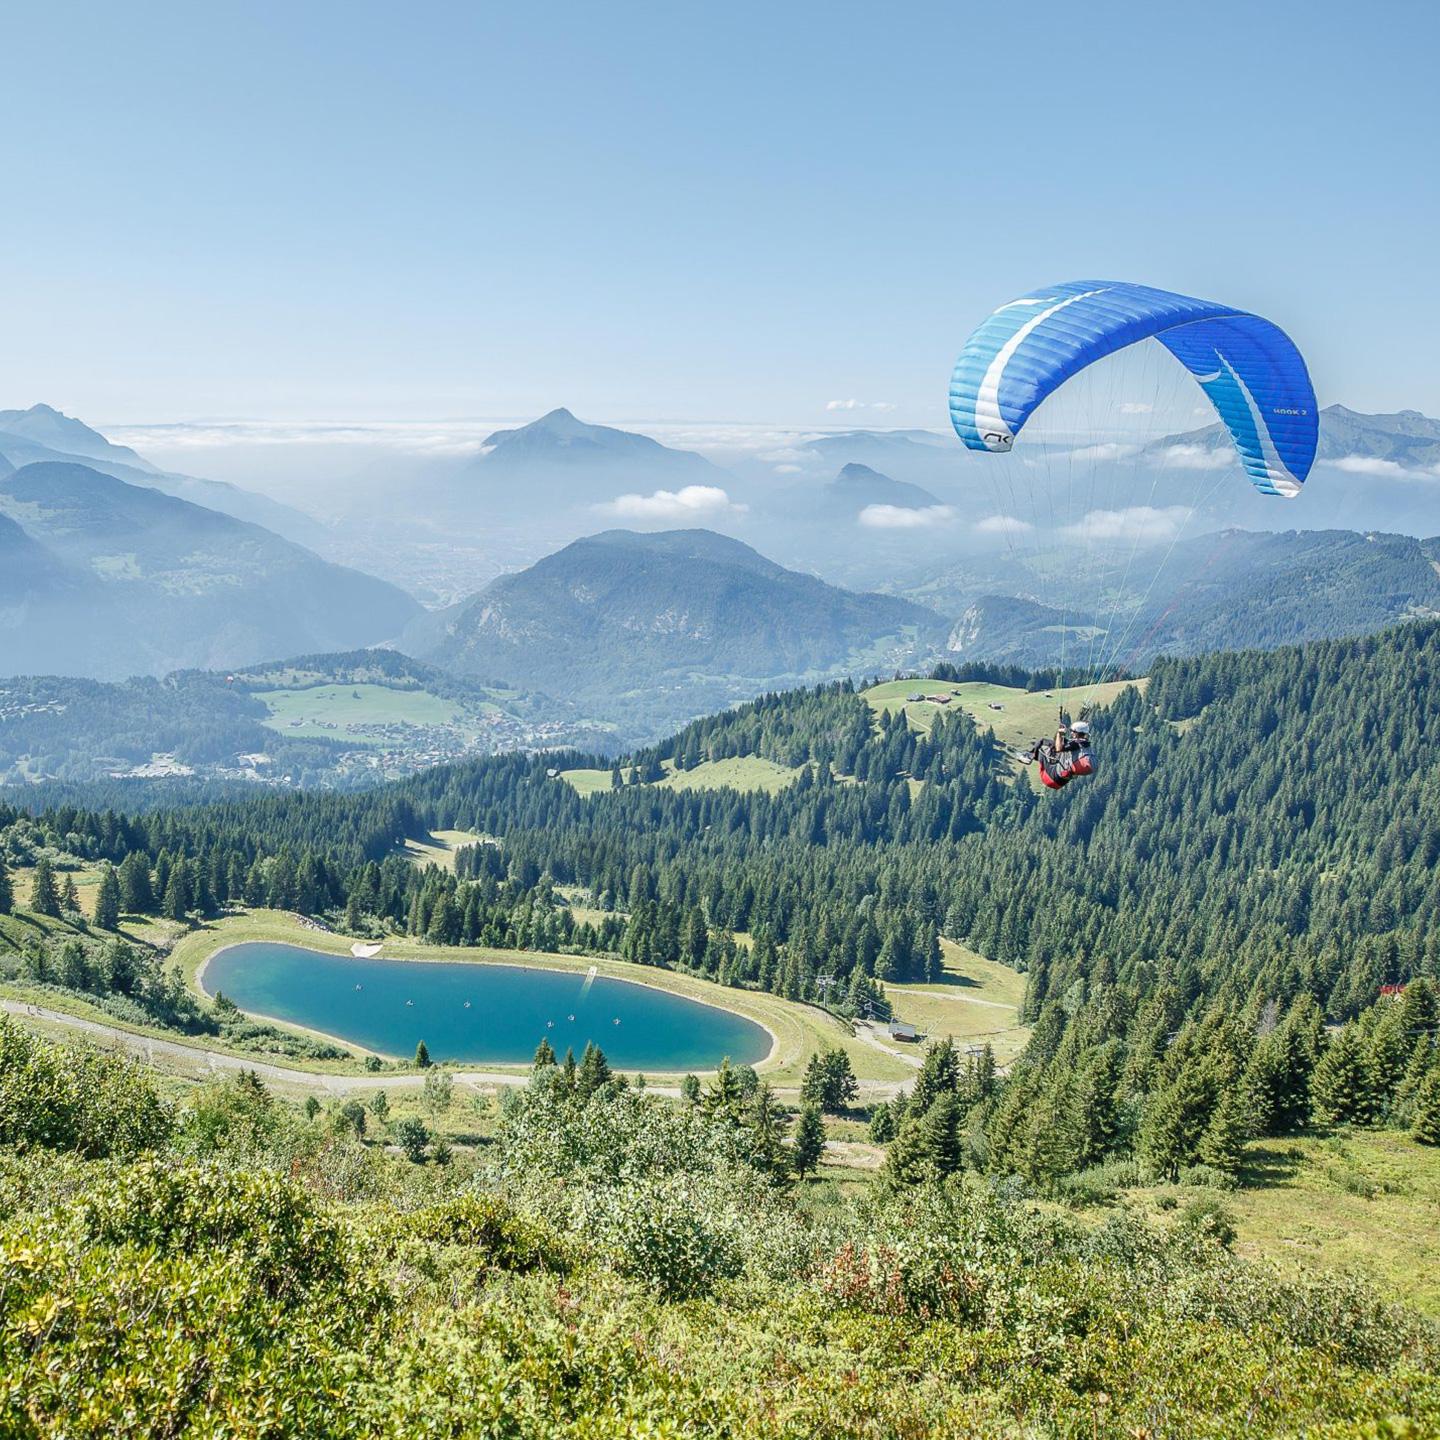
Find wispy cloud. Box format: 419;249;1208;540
975;513;1033;535
601;484;747;523
826;399;897;413
1067;505;1192;542
1332;454;1440;481
1156;443;1233;471
859;503;955;529
1066;441;1143;463
1118;401;1154;415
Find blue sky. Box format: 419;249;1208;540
1;1;1436;428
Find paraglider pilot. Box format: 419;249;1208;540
1026;711;1094;790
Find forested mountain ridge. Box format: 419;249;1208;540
0;463;420;680
934;528;1440;667
0;403;324;543
407;528;949;736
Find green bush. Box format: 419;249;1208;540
391;1193;569;1274
73;1159;354;1302
0;1021;172;1159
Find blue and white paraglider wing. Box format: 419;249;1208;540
948;281;1317;497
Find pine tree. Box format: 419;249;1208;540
921;1093;964;1178
29;856;60;918
791;1104;826;1177
1140;1064;1214;1182
414;1040;431;1069
1411;1066;1440;1146
162;863;191;922
745;1083;790;1180
1197;1086;1250;1177
0;859;12;916
94;865;121;931
577;1041;612;1098
532;1036;557;1068
60;874;81;915
1311;1026;1377;1126
705;1057;743;1114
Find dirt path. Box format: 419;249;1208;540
890;990;1019;1010
2;999;908;1101
854;1020;924;1070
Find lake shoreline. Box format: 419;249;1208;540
198;939;779;1074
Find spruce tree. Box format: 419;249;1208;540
0;859;12;916
29;856;60;918
1411;1066;1440;1146
879;1115;930;1187
921;1093;964;1178
1197;1086;1250;1177
577;1041;612;1098
532;1036;557;1068
60;874;81;915
414;1039;431;1069
94;865;121;932
867;1101;897;1143
1311;1026;1377;1127
791;1104;826;1177
1140;1065;1214;1182
705;1057;743;1114
745;1083;790;1180
911;1037;960;1115
162;864;191;922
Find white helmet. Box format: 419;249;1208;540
1072;719;1090;736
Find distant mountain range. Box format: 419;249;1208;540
943;529;1440;669
1152;403;1440;474
0;404;324;545
822;463;942;514
0;462;419;680
459;407;728;509
406;528;949;736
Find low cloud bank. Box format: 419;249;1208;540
859;503;955;530
601;484;747;523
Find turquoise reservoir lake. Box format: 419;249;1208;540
203;943;772;1069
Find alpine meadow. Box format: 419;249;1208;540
3;5;1440;1437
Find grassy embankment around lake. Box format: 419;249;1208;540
2;904;931;1090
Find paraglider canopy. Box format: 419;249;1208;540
949;281;1317;498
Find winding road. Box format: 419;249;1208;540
1;999;907;1100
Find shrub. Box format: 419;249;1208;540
393;1194;569;1273
1178;1162;1238;1191
574;1172;748;1299
1176;1195;1238;1249
73;1159;354;1301
0;1021;172;1159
